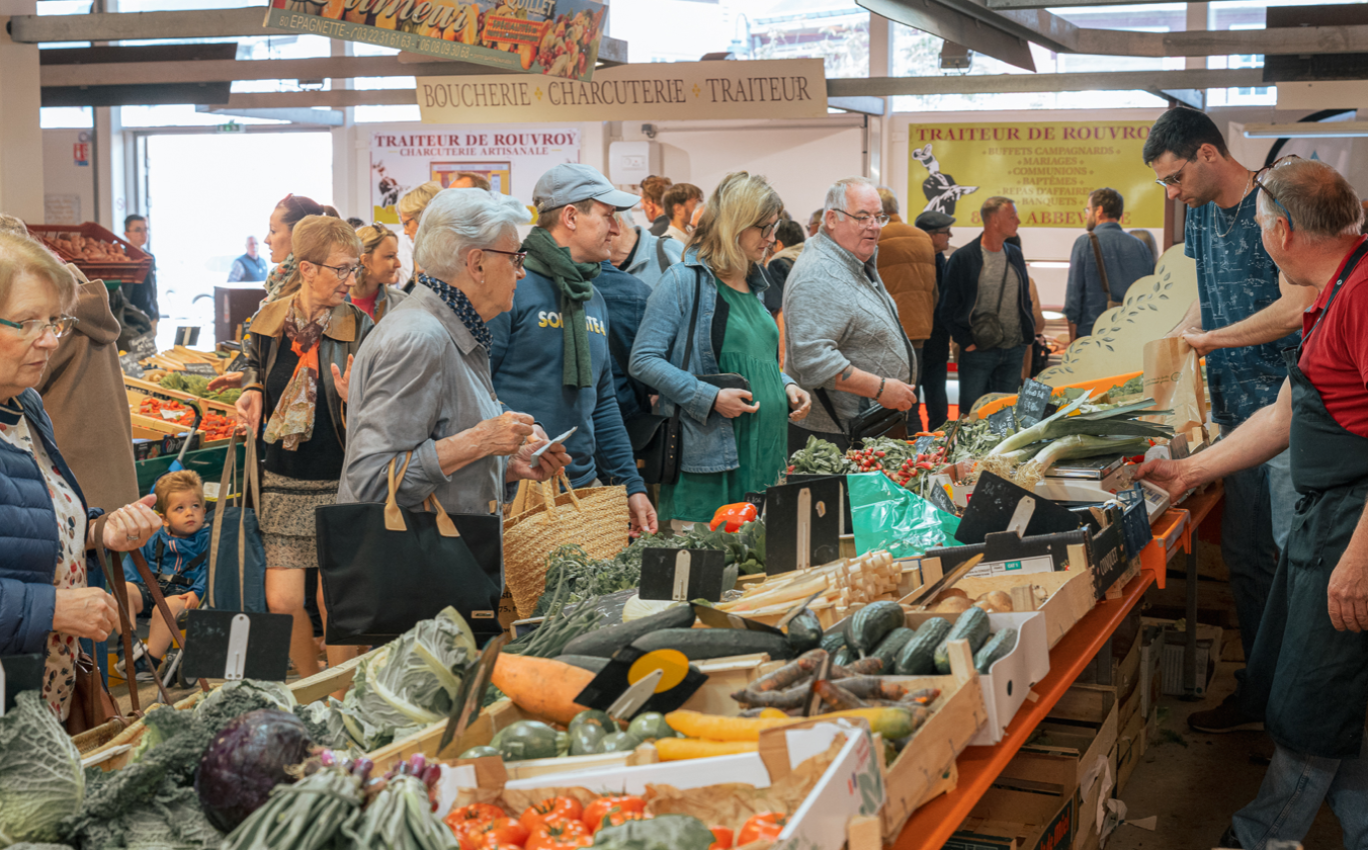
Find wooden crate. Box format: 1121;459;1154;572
28;221;152;285
952;568;1096;649
125;375;237;418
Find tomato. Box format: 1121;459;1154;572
526;820;592;850
710;826;734;849
462;817;528;850
446;804;506;838
738;812;788;844
581;796;645;833
519;797;584;835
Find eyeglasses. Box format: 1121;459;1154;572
1254;154;1304;232
753;221;779;239
483;247;527;270
834;209;890;228
0;316;77;340
1154;158;1191;188
315;262;362;280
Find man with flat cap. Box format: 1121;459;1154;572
915;210;955;429
488;163;658;536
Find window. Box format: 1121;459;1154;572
40;107;94;129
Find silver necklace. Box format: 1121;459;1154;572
1213;172;1254;239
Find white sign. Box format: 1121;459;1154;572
416;58;828;125
370;125;581;224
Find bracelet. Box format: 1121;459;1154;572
876;377;887;399
242;384;264;395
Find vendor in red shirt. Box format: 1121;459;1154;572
1139;157;1368;849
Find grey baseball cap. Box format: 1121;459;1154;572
533;164;639;211
914;211;956;231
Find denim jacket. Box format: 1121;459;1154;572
629;250;795;475
622;228;684;290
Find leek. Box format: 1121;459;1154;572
1015;436;1153;490
988;390;1094;456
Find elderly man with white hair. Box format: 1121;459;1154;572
782;176;918;453
339;188;571;517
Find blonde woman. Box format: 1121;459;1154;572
628;172;811;526
350;223;406;321
395;180;442;290
238;215;374;678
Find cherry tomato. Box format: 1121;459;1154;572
446;804;506;838
577;793;640;832
462;818;528;850
710;826;734;849
526;820;592;850
738;812;788;844
519;797;584;835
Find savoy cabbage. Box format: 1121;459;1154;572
0;692;85;847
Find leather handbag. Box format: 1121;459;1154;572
613;273;704;486
814;389;906;444
1088;232;1123;310
315;453;504;645
970;261;1011;350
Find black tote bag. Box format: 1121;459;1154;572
316;453;503;645
207;432;268;613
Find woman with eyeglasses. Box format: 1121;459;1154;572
350;223;407;321
0;232;163;723
238;215;374;679
630;172;811;530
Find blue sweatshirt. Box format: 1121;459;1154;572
489;269;647;496
124;520;213;602
595;260;654;424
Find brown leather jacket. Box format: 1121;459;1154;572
241;299;373;449
876;215;938;344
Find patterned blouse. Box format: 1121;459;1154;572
0;412;88;720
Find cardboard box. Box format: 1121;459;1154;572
953;568;1097;650
1115;692;1146;796
445;720;884;850
946;751;1078;850
1159;622;1223;697
1114;632;1141;705
1139;625;1163;721
1029;684;1118;844
906;610;1051;745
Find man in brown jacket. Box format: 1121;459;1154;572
876;187;937;431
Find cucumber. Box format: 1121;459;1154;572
933;607;991;674
631;628;794;661
846;600;906;655
820;631;847;655
561;603;697;658
974;628;1018;673
555;655;610;674
786;609;824;655
895;618;951;676
871;627;915;670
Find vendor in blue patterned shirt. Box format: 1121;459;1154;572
1143;106;1312;735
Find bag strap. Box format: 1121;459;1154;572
675;270;703;426
207;430;240;609
91;516;150;713
606;327;651;417
128;548;211;693
814;388;848;436
238;435;259;611
386;451;460;538
1088;232;1113;303
656;235;673;271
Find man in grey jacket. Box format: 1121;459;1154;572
783;177;918;453
610;212;682;289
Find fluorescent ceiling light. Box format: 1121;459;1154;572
1243;121;1368;139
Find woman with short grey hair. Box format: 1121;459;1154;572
339;188;571;517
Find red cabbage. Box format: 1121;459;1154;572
194;708;313;832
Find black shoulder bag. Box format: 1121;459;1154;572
813;282;916;445
970;259;1012;350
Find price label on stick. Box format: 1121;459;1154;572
0;654;44;716
182;611;292;681
986;408;1015;437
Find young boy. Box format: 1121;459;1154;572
115;470;212;683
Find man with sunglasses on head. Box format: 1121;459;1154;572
1138;158;1368;850
1143;106;1306;735
783;177;918;453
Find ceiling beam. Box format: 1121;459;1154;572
1243;121;1368;138
7;7;627;64
1073;25;1368;57
39;55;511;87
207;89;417;109
195;104;346;126
859;0;1037;71
826;68;1264;96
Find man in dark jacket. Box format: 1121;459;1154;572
1064;188;1154;339
123;214;159;329
938;197;1033;413
915;210;955;428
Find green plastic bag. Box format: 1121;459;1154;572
847;472;963;559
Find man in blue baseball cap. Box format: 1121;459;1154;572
487;164;658;536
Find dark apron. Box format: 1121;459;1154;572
1244;239;1368;759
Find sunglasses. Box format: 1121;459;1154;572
1253;154;1304;232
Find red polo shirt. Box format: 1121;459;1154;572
1299;236;1368;438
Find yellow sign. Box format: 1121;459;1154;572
416;58;828;124
906;121;1163;228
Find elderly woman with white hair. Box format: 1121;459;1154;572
339;188;571;523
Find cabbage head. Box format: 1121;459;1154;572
194;680;295;721
0;691;85;846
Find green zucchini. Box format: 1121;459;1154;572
595;731;644;754
846;600;906;655
894;618;952;676
974;628;1018;673
631;628;793;661
820;631;847;655
561;604;697;658
871;627;915;670
934;607;991;674
786;609;824;656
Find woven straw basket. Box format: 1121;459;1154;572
504;470;629;618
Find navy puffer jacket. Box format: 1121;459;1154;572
0;389;102;654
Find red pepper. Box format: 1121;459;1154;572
738;812;788;844
710;826;734;849
709;502;758;533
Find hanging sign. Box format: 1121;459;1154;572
264;0;606;82
906;121;1164;229
416;58;828;124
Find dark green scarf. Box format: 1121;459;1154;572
522;227;601;388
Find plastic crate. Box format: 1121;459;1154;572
27;221;152;285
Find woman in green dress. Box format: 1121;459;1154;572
629;172;812;527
